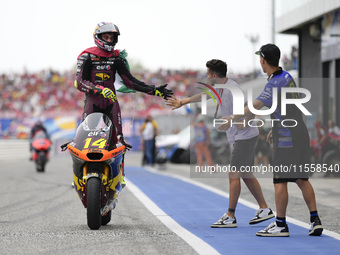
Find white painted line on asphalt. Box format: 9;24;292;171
126;177;220;255
144;166;340;241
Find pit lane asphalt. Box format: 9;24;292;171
1;141;339;255
0;147;197;255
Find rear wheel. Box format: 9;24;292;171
36;164;45;172
87;178;102;230
36;152;46;172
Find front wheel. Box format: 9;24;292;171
87;178;102;230
102;210;112;226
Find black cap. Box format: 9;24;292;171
255;44;280;63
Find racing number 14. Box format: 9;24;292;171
83;138;107;149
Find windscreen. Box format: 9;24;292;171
72;113;113;151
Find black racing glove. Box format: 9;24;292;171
119;136;132;150
152;84;173;99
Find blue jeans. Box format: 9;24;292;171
144;139;154;164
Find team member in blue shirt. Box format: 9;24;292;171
222;44;323;237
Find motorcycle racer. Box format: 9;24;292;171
29;120;51;160
76;22;172;140
75;22;173;185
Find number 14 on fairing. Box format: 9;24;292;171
83;138;107;149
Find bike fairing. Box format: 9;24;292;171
66;113;125;229
69;113;124;196
30;130;52;172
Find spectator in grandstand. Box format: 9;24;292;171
0;63;255;120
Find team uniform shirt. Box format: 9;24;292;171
217;78;259;144
256;68;310;150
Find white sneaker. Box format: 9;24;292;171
309;217;323;236
256;222;290;237
211;213;237;228
249;208;275;225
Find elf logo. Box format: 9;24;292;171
96;65;111;70
88;131;99;137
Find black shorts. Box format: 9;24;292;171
272;145;310;183
230;136;258;169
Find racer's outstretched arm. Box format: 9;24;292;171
166;92;208;110
115;57;173;99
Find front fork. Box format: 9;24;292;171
78;163;114;215
81;163;110;183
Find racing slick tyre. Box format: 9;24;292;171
87;178;102;230
36;164;45;172
101;210;112;226
36;152;46;172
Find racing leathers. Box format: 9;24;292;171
75;46;171;144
